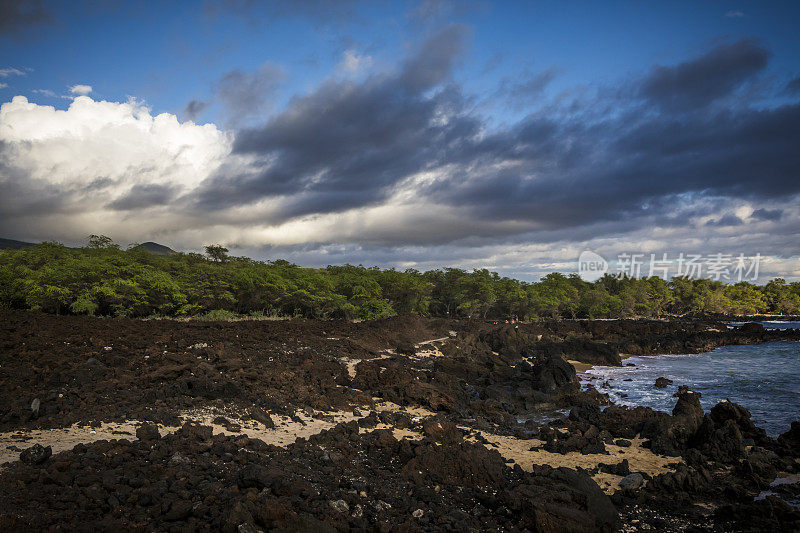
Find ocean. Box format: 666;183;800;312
582;324;800;437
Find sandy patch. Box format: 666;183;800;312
413;337;450;357
2;398;680;495
339;352;393;378
364;423;424;441
567;359;594;373
0;421;141;465
372;400;437;420
0;408;362;466
464;430;681;494
179;408;361;446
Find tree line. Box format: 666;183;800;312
1;236;798;320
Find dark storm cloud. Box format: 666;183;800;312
196;25;474;212
435;100;800;232
706;214;744;227
397;24;471;92
639;39;769;111
752;208;783;221
193;35;799;248
786;76;800;95
0;0;52;35
216;62;284;125
181;99;208;122
107;184;178;211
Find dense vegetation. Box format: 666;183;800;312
1;236;799;320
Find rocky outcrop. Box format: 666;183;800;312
0;421;618;532
777;421;800;456
654;377;673;388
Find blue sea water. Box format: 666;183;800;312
727;321;800;330
583;337;800;437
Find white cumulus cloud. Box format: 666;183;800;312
69;84;93;95
0;95;232;244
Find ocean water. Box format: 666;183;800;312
583;339;800;437
727;321;800;330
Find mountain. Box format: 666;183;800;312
0;238;36;250
130;242;177;255
1;238;177;255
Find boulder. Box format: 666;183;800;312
20;444;52;465
598;459;630;477
709;400;768;445
618;473;644;491
135;423;160;441
777;421;800;456
654;377;673;388
738;322;765;334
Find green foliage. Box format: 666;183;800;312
204;244;229;263
0;240;795;319
197;309;238;321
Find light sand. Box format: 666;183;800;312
0;400;436;467
567;359;594;373
464;429;681;493
0;408;362;466
339;352;392;378
372;400;437;419
1;400;682;495
0;421;141;465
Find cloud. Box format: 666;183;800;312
216;62;285;125
198;24;473;214
0;83;6;89
338;49;373;74
725;10;745;18
398;24;471;92
786;76;800;95
69;85;93;96
751;208;783;221
0;0;52;35
0;95;231;240
499;67;559;106
706;214;744;227
107;183;179;211
639;38;769;111
1;36;799;281
31;89;58;98
181;99;209;122
0;68;26;77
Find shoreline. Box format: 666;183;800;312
572;341;800;437
1;311;799;530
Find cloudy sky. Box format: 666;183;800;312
1;0;799;281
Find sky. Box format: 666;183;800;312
1;0;799;281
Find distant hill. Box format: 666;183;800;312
0;238;35;250
1;238;177;255
130;242;177;255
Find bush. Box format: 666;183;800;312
196;309;238;321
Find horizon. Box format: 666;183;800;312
2;234;793;288
2;1;800;282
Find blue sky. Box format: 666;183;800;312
1;1;799;281
5;1;799;123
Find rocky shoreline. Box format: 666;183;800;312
0;311;799;531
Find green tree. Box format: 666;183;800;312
204;244;229;263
